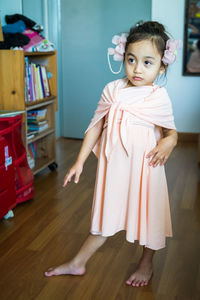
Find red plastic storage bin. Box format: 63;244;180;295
0;136;16;218
0;114;34;206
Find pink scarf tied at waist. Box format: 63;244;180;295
85;80;176;161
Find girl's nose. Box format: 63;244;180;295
134;62;142;73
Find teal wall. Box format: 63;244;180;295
0;0;22;25
22;0;43;29
61;0;152;138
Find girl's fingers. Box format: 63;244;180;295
146;148;157;158
63;171;74;186
149;154;165;167
148;153;157;165
161;156;168;165
74;171;79;183
74;174;79;184
63;177;69;187
63;168;82;186
153;157;165;167
74;169;82;183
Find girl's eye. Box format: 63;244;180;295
144;60;151;66
128;58;135;63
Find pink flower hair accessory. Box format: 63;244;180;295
162;39;182;65
107;33;127;74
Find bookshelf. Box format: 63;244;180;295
0;50;58;175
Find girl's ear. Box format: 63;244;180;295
160;64;167;75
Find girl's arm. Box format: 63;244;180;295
63;118;105;186
146;128;178;167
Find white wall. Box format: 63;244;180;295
152;0;200;133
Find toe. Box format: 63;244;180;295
134;280;141;287
136;281;140;287
44;268;56;277
45;271;53;277
47;267;53;272
131;279;137;287
126;274;136;285
140;281;144;286
140;281;145;287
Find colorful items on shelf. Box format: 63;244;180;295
28;120;48;133
27;142;36;170
27;108;47;121
25;58;50;103
27;108;48;141
0;49;57;176
29;39;55;52
0;13;55;52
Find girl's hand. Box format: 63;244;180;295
146;135;177;167
63;161;83;187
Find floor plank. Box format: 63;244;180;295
0;138;199;300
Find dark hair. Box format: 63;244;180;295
125;21;170;68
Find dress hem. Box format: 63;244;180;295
90;229;172;251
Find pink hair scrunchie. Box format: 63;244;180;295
107;33;127;74
108;33;127;61
162;39;182;65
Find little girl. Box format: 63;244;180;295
45;21;180;287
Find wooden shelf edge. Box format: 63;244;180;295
26;96;56;109
27;128;55;144
24;51;56;56
33;158;56;175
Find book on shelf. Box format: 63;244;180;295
28;120;47;125
30;64;36;100
27;133;35;140
27;108;47;121
24;58;50;103
27;152;35;170
28;142;37;159
27;137;36;168
24;57;31;102
39;66;46;97
35;65;43;100
27;108;48;133
28;122;48;133
41;66;50;97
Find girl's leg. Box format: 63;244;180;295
126;246;155;287
45;233;107;277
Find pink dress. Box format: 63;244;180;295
85;78;176;250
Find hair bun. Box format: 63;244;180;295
142;21;166;34
150;21;165;32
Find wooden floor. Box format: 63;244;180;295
0;138;200;300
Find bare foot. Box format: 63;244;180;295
126;261;153;287
44;261;86;277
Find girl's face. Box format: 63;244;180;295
124;39;165;87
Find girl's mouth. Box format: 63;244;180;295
133;76;143;81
